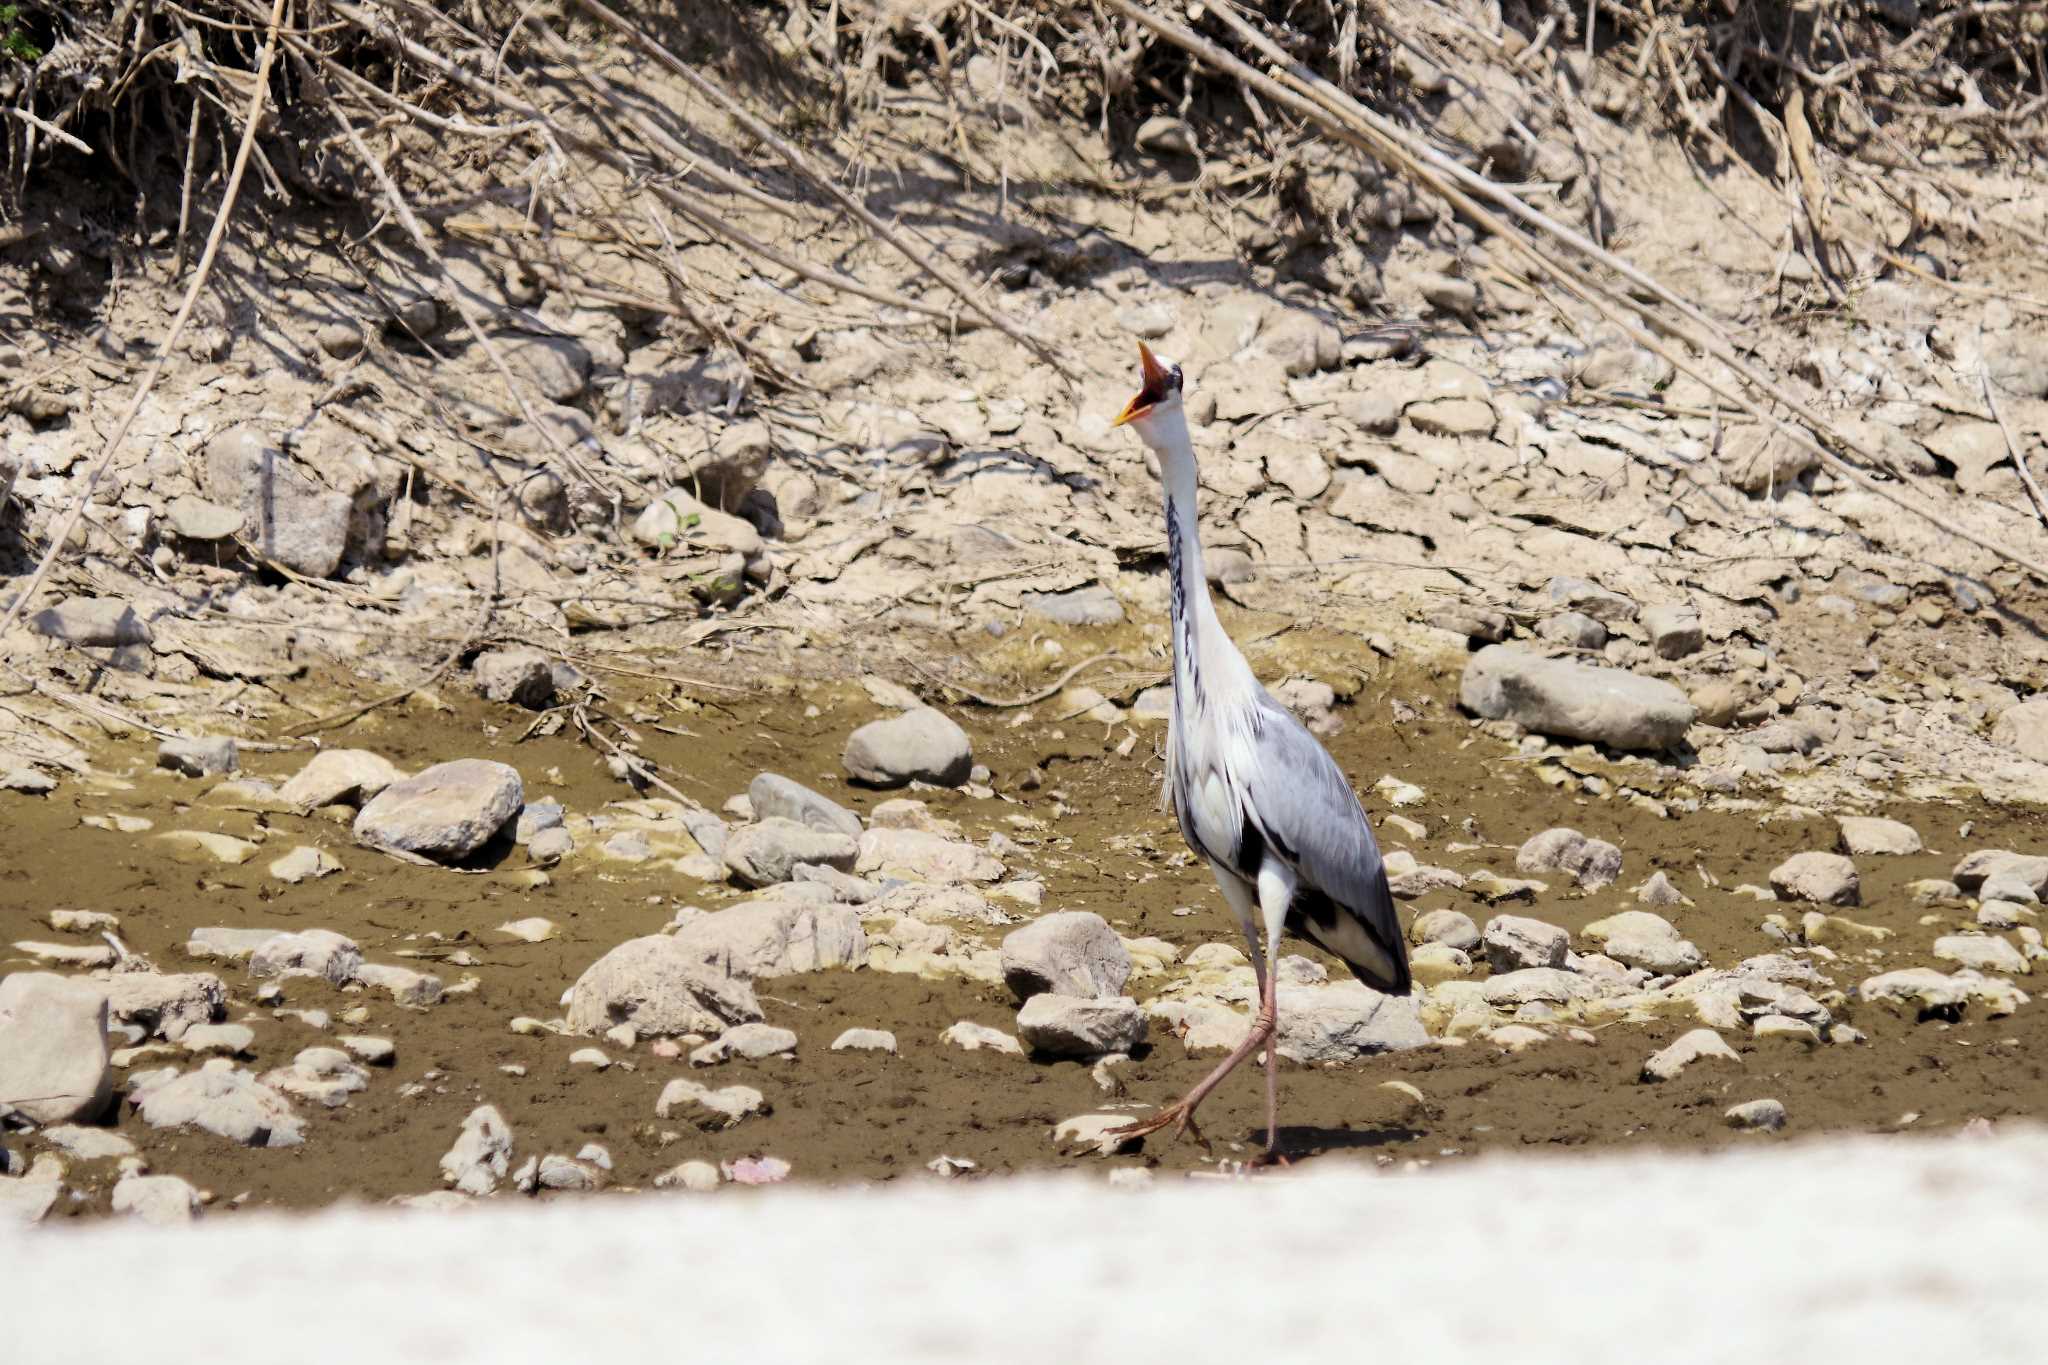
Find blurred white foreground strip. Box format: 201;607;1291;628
6;1130;2042;1363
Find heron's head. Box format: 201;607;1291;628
1111;341;1187;452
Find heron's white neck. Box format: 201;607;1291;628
1142;411;1253;712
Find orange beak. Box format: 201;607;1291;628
1111;341;1173;427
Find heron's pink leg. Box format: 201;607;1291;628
1110;958;1280;1148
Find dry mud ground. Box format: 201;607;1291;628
5;634;2044;1214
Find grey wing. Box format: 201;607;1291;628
1236;696;1411;995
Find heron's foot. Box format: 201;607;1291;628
1249;1146;1293;1170
1108;1101;1207;1149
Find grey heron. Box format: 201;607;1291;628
1109;341;1411;1161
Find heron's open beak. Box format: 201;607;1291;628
1111;341;1172;427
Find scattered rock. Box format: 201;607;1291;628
339;1036;395;1066
111;1173;202;1224
843;708;974;788
1991;698;2048;763
1837;816;1922;856
1634;871;1690;907
1276;982;1427;1061
1641;1028;1741;1082
831;1028;897;1053
1545;576;1638;623
1769;852;1860;906
1050;1113;1139;1157
1952;851;2048;899
1000;911;1133;1001
1515;827;1624;890
1484;967;1599;1008
268;846;341;883
39;1125;137;1160
1725;1098;1788;1132
205;426;355;578
1016;995;1146;1056
496;917;557;943
157;736;238;778
263;1047;371;1107
1410;909;1480;952
0;973;112;1125
249;929;362;986
354;759;524;864
165;495;243;540
1461;646;1695;751
856;828;1004;883
30;597;154;647
566;935;763;1037
528;827;574;865
181;1023;255;1057
941;1021;1024;1056
1582;911;1704;975
96;972;226;1041
669;901;867;978
1934;935;2029;976
691;1022;799;1065
439;1104;513;1194
1023;584;1125;627
656;1079;767;1129
136;1060;304;1147
747;773;864;841
723;817;860;888
1640;603;1704;660
1537;611;1608;650
655;1160;723;1191
1482;915;1570;972
356;963;445;1006
472;648;556;709
279;749;406;809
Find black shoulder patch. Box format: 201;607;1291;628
1235;812;1265;879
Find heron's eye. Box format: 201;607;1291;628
1169;364;1183;391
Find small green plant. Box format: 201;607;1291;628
654;497;701;553
1;5;42;62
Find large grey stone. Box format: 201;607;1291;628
723;817;859;888
1000;912;1132;1001
354;759;523;864
843;708;974;788
669;900;867;978
0;972;112;1125
278;749;405;809
1461;646;1695;751
748;773;863;841
1016;994;1146;1056
205;426;355;578
566;935;763;1036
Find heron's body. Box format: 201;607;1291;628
1111;342;1409;1158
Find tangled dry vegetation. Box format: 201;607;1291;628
1;0;2045;657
